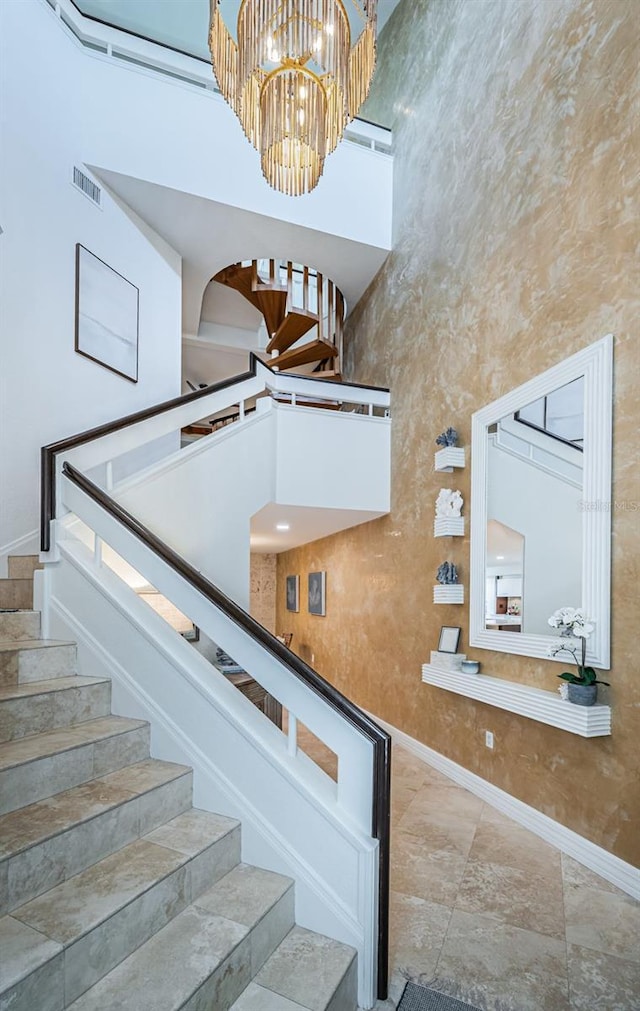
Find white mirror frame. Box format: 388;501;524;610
470;334;613;669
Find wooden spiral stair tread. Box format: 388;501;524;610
273;339;338;372
254;289;288;340
267;309;319;354
212;264;263;312
213;260;344;379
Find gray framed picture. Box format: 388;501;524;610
75;243;139;382
308;571;326;616
438;626;461;653
286;574;300;612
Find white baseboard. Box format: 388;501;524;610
371;712;640;901
0;528;39;576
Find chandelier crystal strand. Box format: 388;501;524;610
209;0;377;195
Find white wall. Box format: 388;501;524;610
112;400;390;609
115;411;275;609
488;441;582;636
0;0;182;561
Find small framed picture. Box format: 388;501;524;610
308;571;326;616
438;626;461;653
286;575;300;612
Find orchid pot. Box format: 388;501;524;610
548;607;610;707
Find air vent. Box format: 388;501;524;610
72;167;102;207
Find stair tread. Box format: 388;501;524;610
274;339;338;371
0;914;62;994
250;926;357;1011
267;310;318;353
0;638;75;654
65;864;293;1011
11;809;237;946
0;715;147;771
66;902;248;1010
0;674;107;702
0;758;191;859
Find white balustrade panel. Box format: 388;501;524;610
50;490;380;1006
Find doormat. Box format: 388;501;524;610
397;981;481;1011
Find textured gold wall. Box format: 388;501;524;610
276;0;639;865
250;553;276;634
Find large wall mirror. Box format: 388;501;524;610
469;334;613;668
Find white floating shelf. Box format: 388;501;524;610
433;585;464;604
421;664;611;738
435;447;466;472
434;517;464;537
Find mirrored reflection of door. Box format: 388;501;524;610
485;382;584;636
485;520;524;632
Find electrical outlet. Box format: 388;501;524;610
485;730;494;749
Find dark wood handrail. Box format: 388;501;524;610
41;354;389;552
61;460;390;999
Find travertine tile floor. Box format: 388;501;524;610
293;725;640;1011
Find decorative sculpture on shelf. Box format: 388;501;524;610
436;427;459;448
435;488;464;518
436;561;459;584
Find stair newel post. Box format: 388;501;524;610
239;399;245;421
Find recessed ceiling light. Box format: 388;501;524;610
496;555;505;560
276;523;290;531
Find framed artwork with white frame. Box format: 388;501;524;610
75;243;139;382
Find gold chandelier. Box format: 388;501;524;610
209;0;378;196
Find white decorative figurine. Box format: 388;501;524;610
435;488;463;518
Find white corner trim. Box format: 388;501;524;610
369;711;640;901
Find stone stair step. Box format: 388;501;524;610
232;926;357;1011
65;864;294;1011
3;808;241;1008
0;758;193;914
0;715;150;815
0;639;77;686
7;556;43;580
0;610;41;642
0;579;33;610
0;675;111;743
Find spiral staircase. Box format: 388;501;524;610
213;259;345;380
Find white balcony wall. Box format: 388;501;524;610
275;406;391;513
112;399;390;609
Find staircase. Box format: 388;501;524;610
0;558;358;1011
214;260;344;380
